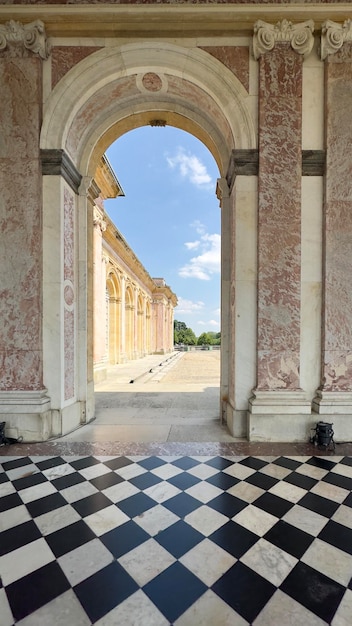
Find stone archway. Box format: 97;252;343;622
36;43;255;432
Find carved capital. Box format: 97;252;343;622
93;206;107;232
321;19;352;60
253;19;314;60
0;20;50;59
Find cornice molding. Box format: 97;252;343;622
226;149;325;187
320;19;352;60
41;149;82;194
0;19;50;59
253;19;314;60
302;150;325;176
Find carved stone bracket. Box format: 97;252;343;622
320;19;352;60
0;20;50;59
253;19;314;59
93;206;107;233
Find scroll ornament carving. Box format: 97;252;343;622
321;20;352;60
253;19;314;60
0;20;50;59
93;207;107;232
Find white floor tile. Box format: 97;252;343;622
118;538;175;587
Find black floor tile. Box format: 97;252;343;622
6;561;70;622
45;519;96;558
1;457;33;471
35;457;67;471
280;561;345;623
117;492;157;518
144;561;207;623
253;492;294;518
137;457;167;470
322;472;352;492
207;492;247;518
273;457;302;471
306;457;337;471
0;472;9;484
205;457;234;470
239;457;269;470
245;472;278;491
0;491;23;512
101;520;150;559
25;492;67;518
51;471;85;491
155;520;204;558
209;520;258;559
74;561;138;623
168;471;200;491
129;472;162;490
264;520;314;559
340;456;352;467
298;492;340;518
206;472;239;490
172;457;201;470
103;456;133;471
212;561;276;623
162;492;202;518
90;471;124;491
69;456;101;470
13;472;47;492
71;492;112;517
0;520;42;557
343;492;352;508
318;519;352;555
283;471;317;491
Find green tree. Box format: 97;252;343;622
197;332;212;346
174;320;197;345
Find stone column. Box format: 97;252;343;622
120;275;126;362
249;20;314;436
92;203;108;382
0;21;52;440
313;20;352;433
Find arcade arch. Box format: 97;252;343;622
40;41;256;439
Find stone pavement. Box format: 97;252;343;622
60;350;234;443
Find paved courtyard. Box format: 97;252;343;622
61;350;234;443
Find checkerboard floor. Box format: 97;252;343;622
1;454;352;625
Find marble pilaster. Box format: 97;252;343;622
0;21;51;440
250;21;314;424
314;21;352;418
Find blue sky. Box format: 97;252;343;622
105;126;220;335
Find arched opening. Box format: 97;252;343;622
40;41;256;440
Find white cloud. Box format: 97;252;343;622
179;232;220;281
175;297;205;314
196;319;220;329
185;241;200;250
166;148;213;188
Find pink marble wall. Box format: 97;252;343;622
257;44;302;390
321;42;352;392
51;46;102;88
64;187;75;400
200;46;249;92
0;56;43;391
66;73;233;161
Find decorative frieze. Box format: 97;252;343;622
321;19;352;60
0;20;50;59
253;19;314;60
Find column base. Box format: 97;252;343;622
248;390;313;442
313;390;352;414
0;390;52;442
0;392;90;442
